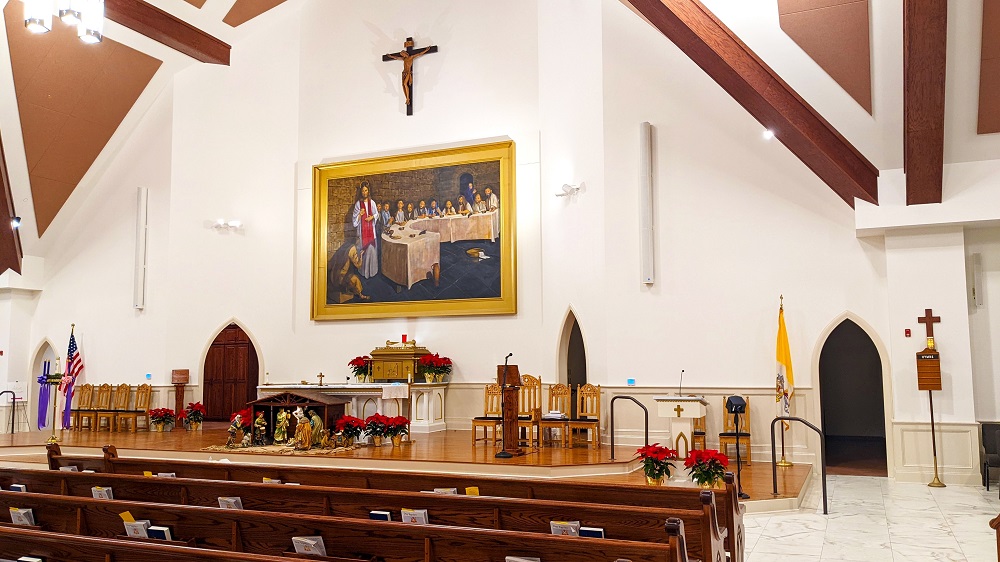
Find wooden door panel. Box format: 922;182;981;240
203;324;259;420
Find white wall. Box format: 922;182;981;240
967;227;1000;422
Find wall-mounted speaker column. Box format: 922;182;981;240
972;252;984;307
133;186;148;310
639;121;655;285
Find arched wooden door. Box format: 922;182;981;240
203;324;259;421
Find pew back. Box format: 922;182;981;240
0;490;689;562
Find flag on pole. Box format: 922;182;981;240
775;299;794;429
59;325;84;429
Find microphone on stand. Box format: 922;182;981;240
678;369;685;395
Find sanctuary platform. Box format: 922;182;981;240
0;423;812;511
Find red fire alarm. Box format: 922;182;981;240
905;329;911;337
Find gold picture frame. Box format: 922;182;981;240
312;140;516;320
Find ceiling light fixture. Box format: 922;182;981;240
10;217;20;229
213;218;243;231
762;129;775;140
24;0;103;43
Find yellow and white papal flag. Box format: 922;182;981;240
775;301;794;429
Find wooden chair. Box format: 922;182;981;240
471;383;503;446
97;384;130;432
91;384;113;430
69;384;96;431
540;383;571;447
517;374;541;448
718;395;751;463
567;383;601;449
116;384;152;432
692;414;707;450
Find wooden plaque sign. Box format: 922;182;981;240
917;348;942;391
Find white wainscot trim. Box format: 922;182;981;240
892;421;981;485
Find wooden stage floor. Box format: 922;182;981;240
0;423;811;506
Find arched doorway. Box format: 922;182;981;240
560;311;587;418
819;319;887;476
202;324;260;421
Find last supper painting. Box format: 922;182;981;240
311;140;516;320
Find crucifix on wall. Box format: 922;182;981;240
382;37;438;116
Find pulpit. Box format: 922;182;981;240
654;395;709;457
497;364;524;457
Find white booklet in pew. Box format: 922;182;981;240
506;557;541;562
91;486;113;500
8;508;34;526
549;520;580;536
218;497;243;510
292;536;327;556
123;520;151;538
400;508;428;524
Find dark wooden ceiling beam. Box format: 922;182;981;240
903;0;947;205
0;132;23;275
627;0;879;207
106;0;230;65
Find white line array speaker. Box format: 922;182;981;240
133;186;149;310
639;121;655;285
972;252;984;307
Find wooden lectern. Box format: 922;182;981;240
171;369;189;431
497;364;524;457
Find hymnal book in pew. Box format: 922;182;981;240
17;557;45;562
369;510;392;521
58;466;77;472
505;557;541;562
400;508;429;524
123;520;151;538
8;508;34;526
433;488;458;494
156;473;176;478
147;526;173;541
218;497;243;510
580;526;605;538
91;486;113;500
292;536;327;556
549;520;581;536
465;487;480;496
262;478;281;484
9;484;25;492
82;470;95;473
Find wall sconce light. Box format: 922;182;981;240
556;183;584;197
212;218;243;231
10;217;20;229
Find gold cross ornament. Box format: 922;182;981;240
674;404;685;417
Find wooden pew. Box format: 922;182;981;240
48;443;745;562
0;490;691;562
0;526;315;562
0;467;725;562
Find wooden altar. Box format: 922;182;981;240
369;341;431;383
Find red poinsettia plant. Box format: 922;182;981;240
348;356;371;378
149;408;175;425
685;449;729;487
384;416;410;438
230;407;253;429
418;353;453;376
185;402;206;424
364;413;390;438
335;415;366;440
636;443;678;480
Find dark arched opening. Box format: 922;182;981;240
819;319;887;476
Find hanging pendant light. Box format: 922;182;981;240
57;0;83;25
77;0;104;44
24;0;54;34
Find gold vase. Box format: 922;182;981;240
699;479;721;489
424;373;434;383
152;422;164;432
187;422;201;431
645;475;664;486
391;435;403;447
372;436;383;447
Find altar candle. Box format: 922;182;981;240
402;334;407;343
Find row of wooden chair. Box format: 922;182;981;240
472;377;602;449
69;383;152;432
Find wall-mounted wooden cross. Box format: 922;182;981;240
382;37;438;116
674;404;685;417
917;308;941;338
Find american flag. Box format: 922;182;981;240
60;331;84;394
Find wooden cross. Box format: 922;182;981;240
674;404;685;417
917;308;941;338
382;37;438;116
317;372;325;386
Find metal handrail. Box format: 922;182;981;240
0;391;13;434
770;416;828;515
610;395;648;460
